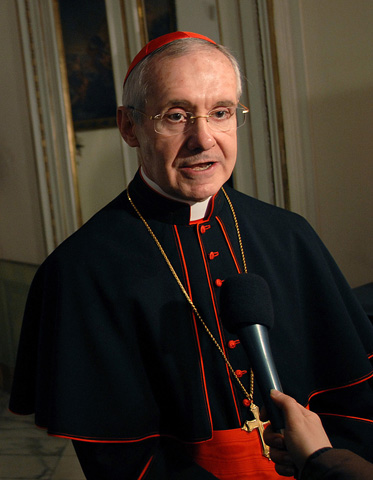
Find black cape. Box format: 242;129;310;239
10;172;373;460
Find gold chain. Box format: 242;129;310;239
126;187;254;403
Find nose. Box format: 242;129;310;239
185;117;216;151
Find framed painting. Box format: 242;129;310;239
143;0;177;41
57;0;117;130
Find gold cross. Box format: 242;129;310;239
242;402;271;459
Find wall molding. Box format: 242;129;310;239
271;1;317;226
16;0;81;252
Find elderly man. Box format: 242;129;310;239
10;32;373;479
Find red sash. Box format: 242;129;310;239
185;428;283;479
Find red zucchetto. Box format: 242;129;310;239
123;31;216;85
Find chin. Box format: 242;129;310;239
182;185;222;203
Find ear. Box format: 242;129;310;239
117;106;140;147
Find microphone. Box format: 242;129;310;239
220;273;284;432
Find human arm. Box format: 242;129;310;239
300;448;373;480
263;390;373;479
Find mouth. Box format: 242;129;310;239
190;162;214;171
180;161;215;172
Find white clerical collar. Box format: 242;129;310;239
140;168;211;222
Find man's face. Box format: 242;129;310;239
123;49;238;202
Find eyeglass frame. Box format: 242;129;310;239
126;103;249;136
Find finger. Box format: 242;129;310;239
263;431;285;450
260;405;268;421
274;464;297;477
268;447;294;466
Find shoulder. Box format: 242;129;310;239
41;190;134;270
225;186;316;238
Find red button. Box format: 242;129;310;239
209;251;219;260
227;339;240;349
243;399;251;407
235;369;247;378
215;279;223;287
200;225;211;234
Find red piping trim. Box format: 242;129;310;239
173;225;213;428
189;193;217;226
318;413;373;425
216;216;241;273
196;225;242;424
43;430;214;443
197;193;216;224
138;455;154;479
45;425;212;445
45;431;161;443
307;368;373;406
8;408;34;416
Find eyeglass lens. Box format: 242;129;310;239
154;109;247;136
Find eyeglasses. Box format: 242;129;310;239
127;104;249;137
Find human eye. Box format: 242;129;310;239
163;109;188;123
210;107;233;121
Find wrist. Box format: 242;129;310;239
299;447;333;479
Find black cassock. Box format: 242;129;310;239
10;171;373;478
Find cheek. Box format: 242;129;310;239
153;139;181;168
221;135;237;162
141;140;177;182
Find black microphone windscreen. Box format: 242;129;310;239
220;273;274;331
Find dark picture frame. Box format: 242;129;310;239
144;0;177;41
58;0;117;131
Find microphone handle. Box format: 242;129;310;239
238;324;285;432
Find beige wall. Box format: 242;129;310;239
297;0;373;287
75;128;126;225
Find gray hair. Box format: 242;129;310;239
122;38;242;123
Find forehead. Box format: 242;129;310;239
146;49;238;111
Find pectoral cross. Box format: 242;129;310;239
242;402;271;459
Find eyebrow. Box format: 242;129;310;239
161;99;238;111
